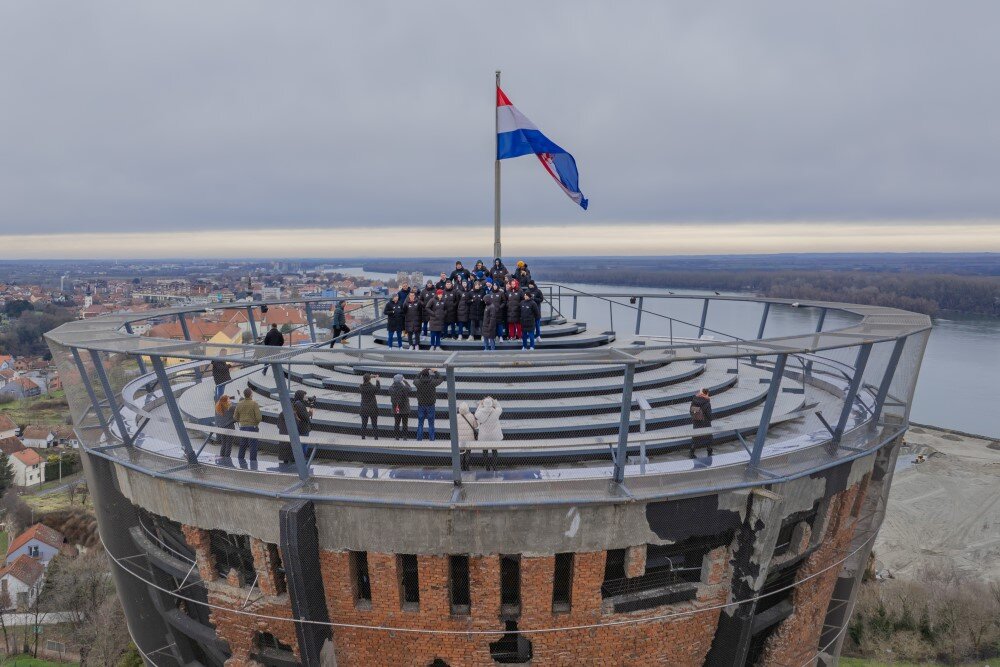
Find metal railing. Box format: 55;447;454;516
46;291;931;507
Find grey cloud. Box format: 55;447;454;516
1;1;999;234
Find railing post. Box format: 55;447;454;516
748;353;788;471
150;355;198;464
304;303;317;344
634;297;644;335
177;312;192;341
123;323;147;375
246;305;259;342
698;298;710;338
446;364;462;486
832;343;874;445
871;337;907;425
612;362;636;485
572;295;578;319
757;303;771;340
88;349;133;446
669;319;674;346
814;307;827;333
70;348;111;435
271;363;311;481
609;301;614;332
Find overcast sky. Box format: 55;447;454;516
2;1;999;257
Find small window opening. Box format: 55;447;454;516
449;555;471;613
500;554;521;615
399;554;420;609
351;551;371;604
552;553;573;612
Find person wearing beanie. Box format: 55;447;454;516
403;291;423;351
450;260;472;285
514;260;532;284
390;373;413;439
472;259;487;283
490;257;509;283
506;280;523;341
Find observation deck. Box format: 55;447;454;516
45;286;931;509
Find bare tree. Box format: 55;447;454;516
44;551;126;665
0;589;11;655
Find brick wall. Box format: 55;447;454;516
319;547;731;666
756;479;869;666
181;525;300;665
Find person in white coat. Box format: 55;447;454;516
456;401;478;470
475;396;503;470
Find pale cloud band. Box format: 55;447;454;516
1;221;996;259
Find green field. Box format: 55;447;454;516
0;390;70;429
0;656;77;667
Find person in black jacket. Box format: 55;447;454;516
277;389;313;462
469;281;486;340
519;296;541;351
435;272;449;289
211;351;233;401
383;294;405;349
481;294;499;350
403;291;423;351
420;280;436;336
457;287;471;339
526;280;545;340
359;374;381;439
260;324;285;376
506;282;523;341
427;289;447;350
414;368;444;441
443;281;459;339
513;260;532;284
390;373;412;439
450;261;472;285
689;388;713;458
490;257;509;284
491;282;507;339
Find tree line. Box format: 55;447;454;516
535;269;1000;317
0;301;77;359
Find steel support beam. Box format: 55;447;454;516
123;322;147;375
246;306;259;341
279;500;332;665
271;364;311;481
304;302;317;343
70;348;111;434
756;302;771;341
833;343;874;444
748;353;788;471
698;298;710;337
612;362;637;484
871;337;907;425
634;296;644;335
177;312;192;341
446;365;462;486
572;295;578;319
815;307;828;333
150;355;198;464
88;349;133;446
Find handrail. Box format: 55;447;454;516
539;281;749;343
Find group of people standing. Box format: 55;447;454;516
382;258;544;351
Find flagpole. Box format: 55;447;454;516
494;70;502;260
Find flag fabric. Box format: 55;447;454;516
496;86;588;210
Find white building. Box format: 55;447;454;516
0;554;45;609
20;426;54;449
10;448;45;487
4;523;65;568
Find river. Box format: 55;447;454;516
554;283;999;439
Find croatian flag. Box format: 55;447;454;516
496;87;588;210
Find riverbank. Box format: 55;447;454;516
873;424;1000;583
